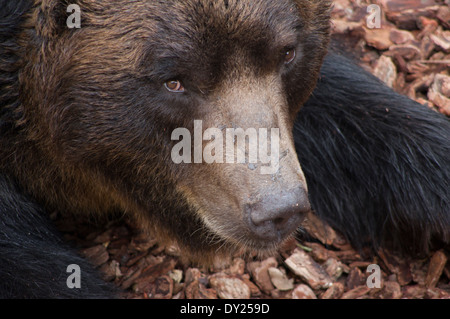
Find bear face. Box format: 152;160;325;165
6;0;331;262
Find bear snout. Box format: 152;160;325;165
244;187;310;242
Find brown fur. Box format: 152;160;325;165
1;0;331;264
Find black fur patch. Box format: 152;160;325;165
0;176;115;298
296;51;450;254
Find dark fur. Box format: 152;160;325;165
0;0;448;298
0;176;115;298
296;51;450;254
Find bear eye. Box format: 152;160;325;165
284;49;296;64
164;80;185;93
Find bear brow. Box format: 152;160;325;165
149;0;303;49
140;1;304;84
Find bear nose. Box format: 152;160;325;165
245;188;310;242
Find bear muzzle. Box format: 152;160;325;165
244;187;310;243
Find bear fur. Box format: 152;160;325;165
0;0;449;298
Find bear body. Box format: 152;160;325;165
0;0;449;298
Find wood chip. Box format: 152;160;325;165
185;280;217;299
226;258;246;276
385;44;422;60
268;267;294;291
341;286;371;299
364;27;394;50
402;285;427;299
425;250;448;288
425;287;450;299
347;267;366;290
381;281;403;299
136;256;177;285
386;5;440;30
390;29;415;44
430;33;450;52
184;268;203;286
436;6;450;29
99;260;122;282
373;55;397;88
324;258;345;281
292;284;317;299
247;257;278;294
80;244;109;268
428;74;450;115
285;249;333;290
321;283;345;299
301;212;337;246
305;243;336;263
135;275;173;299
378;250;413;286
379;0;438;12
240;274;262;297
209;274;251;299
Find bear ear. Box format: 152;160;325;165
34;0;82;38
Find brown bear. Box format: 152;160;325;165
1;0;449;298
